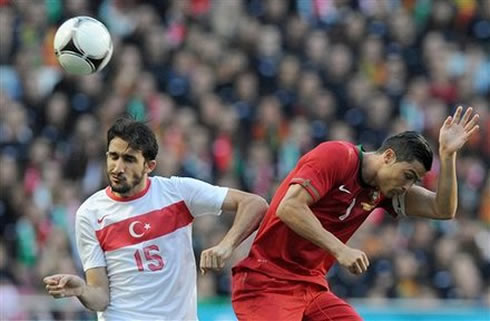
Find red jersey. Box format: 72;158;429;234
233;141;399;288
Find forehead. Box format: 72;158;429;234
108;137;142;156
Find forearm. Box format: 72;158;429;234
277;203;345;257
435;151;458;218
78;284;109;311
219;196;268;249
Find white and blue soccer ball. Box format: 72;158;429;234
54;16;113;75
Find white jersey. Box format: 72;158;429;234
75;176;228;321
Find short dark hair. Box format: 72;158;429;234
377;131;433;171
107;117;158;161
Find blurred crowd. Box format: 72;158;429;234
0;0;489;320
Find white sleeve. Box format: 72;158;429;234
75;209;106;271
392;192;407;218
171;176;229;217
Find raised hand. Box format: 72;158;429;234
44;274;86;298
439;106;480;155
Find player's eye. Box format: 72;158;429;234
123;156;136;163
405;173;414;181
107;153;119;160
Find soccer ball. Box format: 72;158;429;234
54;16;113;75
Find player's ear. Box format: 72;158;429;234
146;160;157;173
383;148;396;165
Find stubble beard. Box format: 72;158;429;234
107;169;145;196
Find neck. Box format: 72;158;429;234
361;152;379;188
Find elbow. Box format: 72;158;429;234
276;203;285;220
92;290;110;312
447;208;457;219
95;298;109;312
276;205;300;229
434;208;457;220
433;200;457;220
276;202;292;223
252;195;269;218
441;210;457;220
102;297;110;311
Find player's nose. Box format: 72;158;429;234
113;159;126;173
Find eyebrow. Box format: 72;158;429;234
408;169;420;181
107;151;138;159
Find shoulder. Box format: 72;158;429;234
149;175;172;189
304;141;358;163
310;141;355;154
77;189;107;217
151;176;220;195
168;176;213;189
148;175;194;192
150;175;200;187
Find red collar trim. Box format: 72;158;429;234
105;178;151;202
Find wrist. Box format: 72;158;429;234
217;238;236;252
331;242;347;259
439;149;456;161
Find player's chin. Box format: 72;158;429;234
110;181;131;193
378;186;389;197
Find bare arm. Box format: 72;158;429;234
276;184;369;275
44;267;110;311
277;184;344;255
200;189;268;273
404;106;479;220
219;189;268;249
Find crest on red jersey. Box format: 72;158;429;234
360;190;380;211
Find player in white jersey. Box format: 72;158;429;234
43;117;268;321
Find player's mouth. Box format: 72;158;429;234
111;175;126;184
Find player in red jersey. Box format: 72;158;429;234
231;106;480;320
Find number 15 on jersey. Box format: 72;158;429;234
134;245;164;272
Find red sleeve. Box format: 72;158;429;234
289;142;355;202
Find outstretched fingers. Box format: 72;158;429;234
443;116;453;128
452;106;463;124
461;107;473;126
464;113;480;131
466;124;480;138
